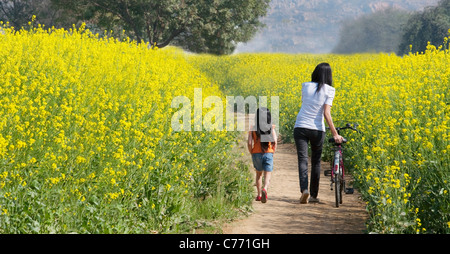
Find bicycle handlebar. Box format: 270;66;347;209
327;123;362;133
329;137;348;144
327;123;361;145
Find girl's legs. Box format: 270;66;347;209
263;171;271;191
256;153;273;202
262;153;273;192
261;153;273;203
252;153;263;199
255;170;263;198
255;169;272;198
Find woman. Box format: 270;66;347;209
294;63;343;204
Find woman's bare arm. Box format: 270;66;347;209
324;104;343;143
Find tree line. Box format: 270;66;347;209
333;0;450;55
1;0;448;55
0;0;270;55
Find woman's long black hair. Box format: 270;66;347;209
311;62;333;93
255;107;274;152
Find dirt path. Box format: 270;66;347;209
223;113;368;234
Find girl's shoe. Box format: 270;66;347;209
255;196;262;201
261;189;268;203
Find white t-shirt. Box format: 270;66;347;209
294;82;335;132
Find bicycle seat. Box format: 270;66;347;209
328;137;347;145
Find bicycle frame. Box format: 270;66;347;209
326;123;360;207
331;148;344;177
330;143;345;207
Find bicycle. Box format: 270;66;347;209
324;123;360;207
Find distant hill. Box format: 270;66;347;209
235;0;439;54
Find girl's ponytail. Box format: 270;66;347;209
255;107;274;152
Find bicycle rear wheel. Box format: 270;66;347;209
334;173;340;207
339;175;344;205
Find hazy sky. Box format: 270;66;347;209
234;0;440;54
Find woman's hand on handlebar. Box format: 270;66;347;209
333;134;344;144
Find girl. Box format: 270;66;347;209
248;107;277;203
294;63;343;204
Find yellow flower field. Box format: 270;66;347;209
1;20;449;234
191;44;450;233
0;23;252;233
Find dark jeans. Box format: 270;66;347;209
293;127;325;198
